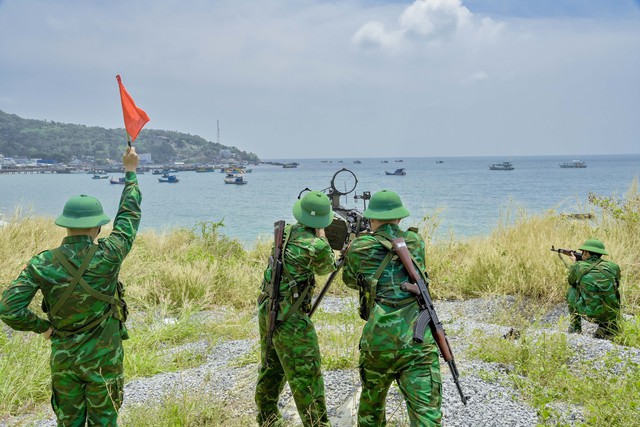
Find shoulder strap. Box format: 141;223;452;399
49;244;100;316
279;284;312;324
280;225;302;285
575;258;604;283
373;230;429;285
363;233;397;315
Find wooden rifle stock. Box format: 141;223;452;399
266;220;286;347
391;237;468;405
550;246;582;261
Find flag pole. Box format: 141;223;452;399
127;133;132;148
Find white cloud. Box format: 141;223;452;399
0;0;638;158
460;70;488;85
352;0;501;50
352;21;402;50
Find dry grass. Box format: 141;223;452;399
424;206;639;313
1;182;639;423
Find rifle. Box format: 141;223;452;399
391;237;469;405
550;246;582;261
266;220;286;347
307;168;371;317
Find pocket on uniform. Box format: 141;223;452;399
429;363;442;408
106;375;124;410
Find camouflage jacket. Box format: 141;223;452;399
568;255;621;319
262;222;336;317
0;171;141;366
343;223;435;352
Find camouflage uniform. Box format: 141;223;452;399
343;223;442;427
567;255;621;336
256;222;336;427
0;171;141;427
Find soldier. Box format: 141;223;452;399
343;190;442;427
255;191;336;427
0;147;141;426
567;238;621;339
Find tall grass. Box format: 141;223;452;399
422;183;640;314
0;183;638;422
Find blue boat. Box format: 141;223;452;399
109;176;125;184
158;174;180;183
489;161;514;171
385;168;406;176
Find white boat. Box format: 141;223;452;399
559;160;586;168
224;173;248;185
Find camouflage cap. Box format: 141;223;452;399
578;238;608;255
55;195;111;229
293;191;333;229
363;190;410;220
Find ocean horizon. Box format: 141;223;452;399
2;154;638;246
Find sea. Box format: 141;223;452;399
1;155;638;247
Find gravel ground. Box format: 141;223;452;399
3;296;638;427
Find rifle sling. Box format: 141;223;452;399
575;258;617;293
278;284;312;326
372;231;429;306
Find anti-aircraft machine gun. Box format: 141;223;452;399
298;168;371;316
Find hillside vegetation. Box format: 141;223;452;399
0;110;259;164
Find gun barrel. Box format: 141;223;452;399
447;360;468;405
309;257;344;317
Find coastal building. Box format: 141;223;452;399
139;153;153;164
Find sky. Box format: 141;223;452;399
0;0;639;159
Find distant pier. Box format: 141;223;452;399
0;168;52;174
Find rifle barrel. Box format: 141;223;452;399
309;257;344;317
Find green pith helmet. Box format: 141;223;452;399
363;190;410;220
293;191;333;229
55;195;111;229
578;239;608;255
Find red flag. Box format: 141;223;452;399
116;74;150;142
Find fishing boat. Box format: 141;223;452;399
196;166;216;173
109;176;126;184
385;168;406;176
158;174;180;183
92;174;109;179
224;173;248;185
489;161;514;171
559;160;587;168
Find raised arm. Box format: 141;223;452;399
101;147;142;263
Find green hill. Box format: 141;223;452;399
0;110;259;164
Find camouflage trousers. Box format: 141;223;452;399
567;286;620;335
50;351;124;427
255;301;331;427
358;347;442;427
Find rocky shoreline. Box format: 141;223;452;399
3;296;639;427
